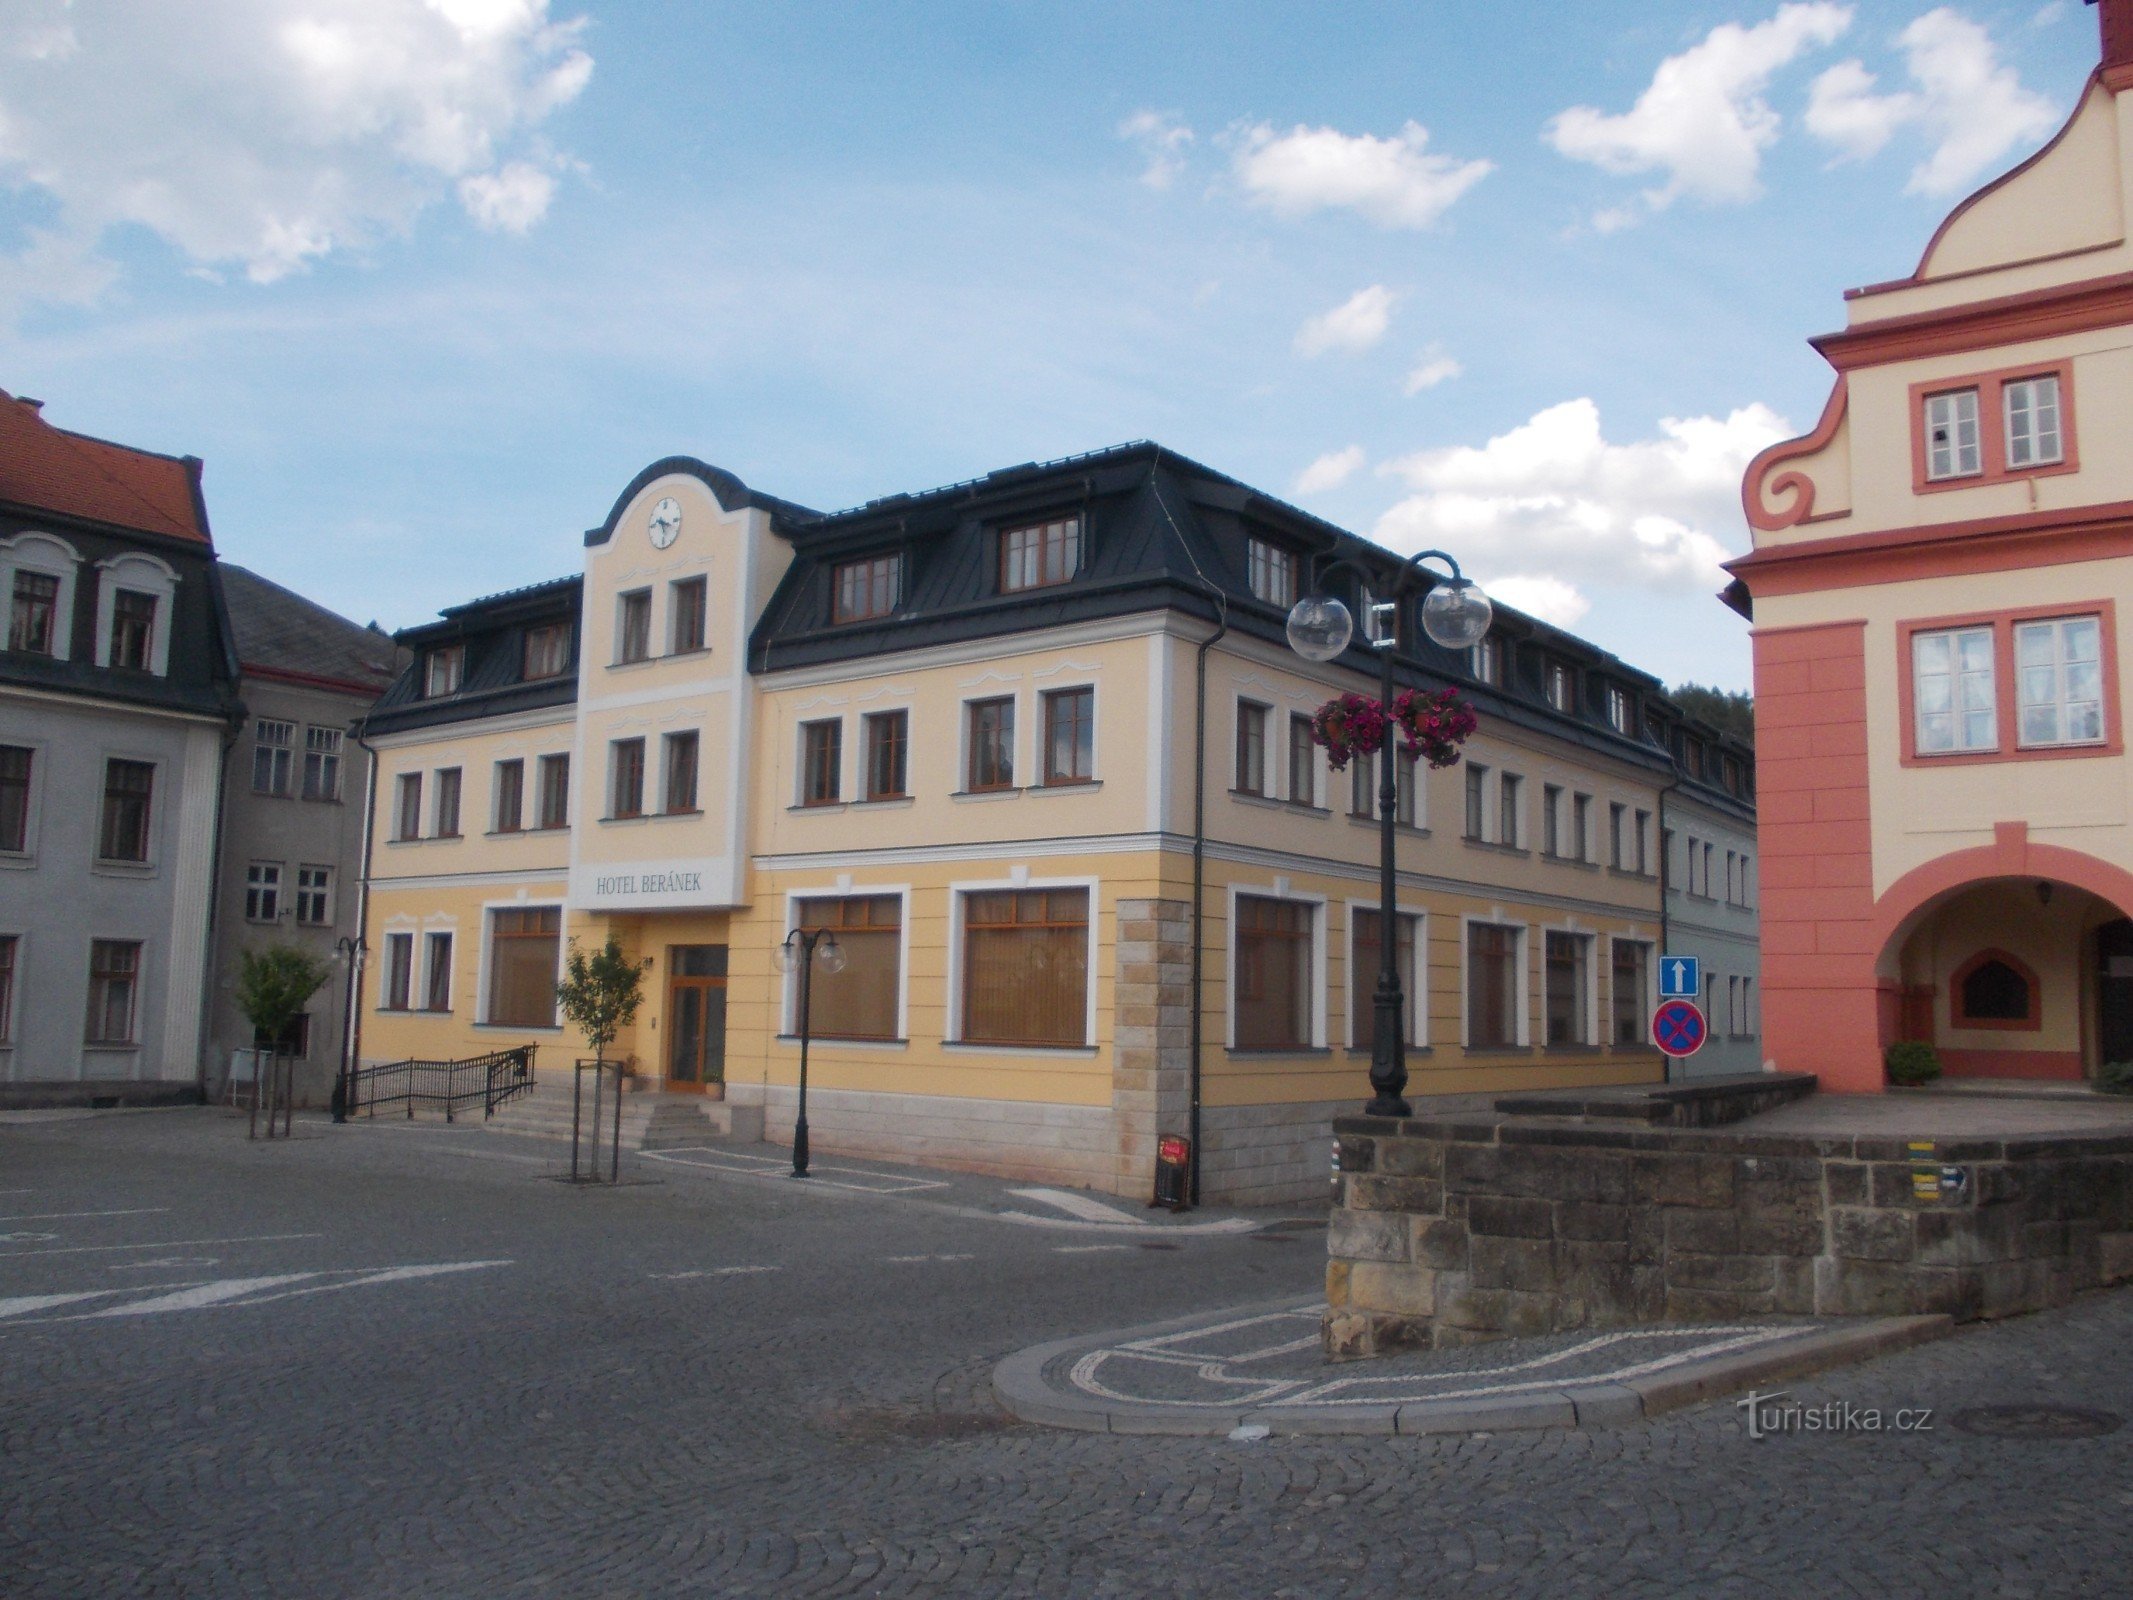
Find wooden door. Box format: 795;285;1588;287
666;945;728;1092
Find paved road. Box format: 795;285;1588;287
4;1109;2131;1597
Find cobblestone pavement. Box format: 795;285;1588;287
5;1109;2132;1597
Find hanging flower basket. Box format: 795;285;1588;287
1310;688;1476;771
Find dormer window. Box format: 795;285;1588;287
1247;538;1296;608
1000;516;1081;593
1544;661;1575;714
833;554;900;624
110;590;156;670
523;622;572;681
9;572;58;655
425;645;465;698
1470;637;1502;686
1606;684;1632;734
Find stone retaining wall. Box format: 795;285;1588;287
1324;1109;2133;1359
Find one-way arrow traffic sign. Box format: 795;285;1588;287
1659;954;1700;999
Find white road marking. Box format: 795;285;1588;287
650;1265;781;1280
234;1262;512;1305
883;1253;975;1264
991;1209;1256;1235
0;1261;514;1327
1009;1188;1146;1225
641;1147;952;1195
0;1291;119;1319
0;1232;324;1259
109;1257;221;1272
0;1231;58;1244
89;1275;317;1317
0;1207;170;1223
1053;1244;1135;1254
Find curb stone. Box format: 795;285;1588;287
992;1302;1958;1437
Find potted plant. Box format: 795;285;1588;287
1310;687;1477;772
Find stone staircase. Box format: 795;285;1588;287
480;1086;762;1149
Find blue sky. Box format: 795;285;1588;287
0;2;2105;690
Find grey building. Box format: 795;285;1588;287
0;389;240;1101
1651;714;1761;1078
205;567;400;1105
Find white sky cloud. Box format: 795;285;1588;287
1119;109;1194;189
1403;350;1462;394
0;0;592;303
1372;397;1789;622
1481;575;1592;630
1546;3;1852;224
1805;9;2058;196
1293;445;1365;495
1233;120;1493;228
1294;285;1396;357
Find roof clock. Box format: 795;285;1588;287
647;496;682;549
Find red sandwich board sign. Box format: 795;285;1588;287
1651;998;1707;1059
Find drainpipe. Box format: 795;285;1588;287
345;725;381;1109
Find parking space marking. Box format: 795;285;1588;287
1009;1188;1143;1225
0;1231;324;1259
0;1261;512;1327
0;1291;115;1319
640;1147;952;1195
0;1207;170;1223
91;1275;316;1316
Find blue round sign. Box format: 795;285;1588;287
1651;998;1707;1057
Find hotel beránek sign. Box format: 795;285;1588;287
570;854;733;910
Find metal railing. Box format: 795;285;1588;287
354;1045;537;1123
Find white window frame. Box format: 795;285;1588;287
1912;623;1998;754
2003;375;2063;469
302;726;344;802
945;874;1100;1052
1246;538;1297;609
615;588;653;665
381;928;416;1012
1461;914;1529;1050
1343;898;1425;1050
244;861;283;923
0;531;81;660
474;899;566;1030
1923;388;1982;480
93;552;178;676
294;864;333;927
424;645;465;698
779;885;913;1045
1223;881;1328;1052
2013;614;2105;749
421;926;455;1013
253;719;296;797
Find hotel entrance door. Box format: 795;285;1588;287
667;945;728;1093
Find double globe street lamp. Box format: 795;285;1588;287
776;925;846;1177
1285;551;1492;1120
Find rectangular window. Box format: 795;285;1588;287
999;516;1081;593
1466;923;1520;1049
1350;752;1375;819
1662;827;1676;889
1;744;31;852
1044;687;1095;786
1572;793;1592;862
536;754;570;829
1606;685;1632;734
1924;388;1982;480
670;577;707;654
967;698;1015;792
1350;908;1420;1050
252;719;295;796
1465;763;1489;841
383;932;413;1011
85;939;141;1044
1247;538;1297;608
664;730;700;813
0;935;14;1043
295;865;332;926
110;589;156;669
394;772;422;841
487;907;561;1026
1545;662;1573;713
609;738;646;819
864;710;908;801
1725;850;1739;904
1742;976;1756;1036
963;887;1090;1046
1609;803;1627;869
793;895;902;1040
433;768;462;837
2015;615;2105;748
244;861;282;922
523;622;572;681
99;759;153;862
1394;748;1419;828
1913;625;1997;753
1542;783;1562;857
9;571;58;655
1544;931;1591;1046
302;727;343;801
833;554;901;623
1234;895;1313;1051
1471;637;1502;686
1611;940;1651;1046
1635;810;1652;874
1235;702;1268;796
424;646;464;698
2004;375;2063;469
800;720;842;805
1288;713;1316;806
1498;773;1521;849
424;932;453;1012
493;759;524;833
1703;842;1715;897
617;590;652;664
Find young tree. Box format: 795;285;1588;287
554;936;650;1066
235;945;334;1054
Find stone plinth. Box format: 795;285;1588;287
1325;1105;2133;1359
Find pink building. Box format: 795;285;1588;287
1731;1;2133;1091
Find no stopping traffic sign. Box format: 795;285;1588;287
1651;998;1707;1058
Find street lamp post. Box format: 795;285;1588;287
1286;551;1492;1119
776;926;846;1177
332;934;365;1124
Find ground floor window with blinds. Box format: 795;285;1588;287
1235;895;1314;1050
792;894;902;1040
1349;908;1420;1050
961;887;1089;1046
487;907;561;1026
1466;922;1521;1048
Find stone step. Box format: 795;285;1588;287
480;1089;761;1148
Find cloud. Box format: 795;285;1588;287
0;0;592;305
1373;397;1790;622
1805;9;2058;196
1403;350;1462;394
1294;285;1395;357
1481;575;1592;630
1546;3;1852;224
1233;120;1492;228
1294;445;1365;495
1119;109;1194;189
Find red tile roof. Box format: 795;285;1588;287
0;389;209;545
